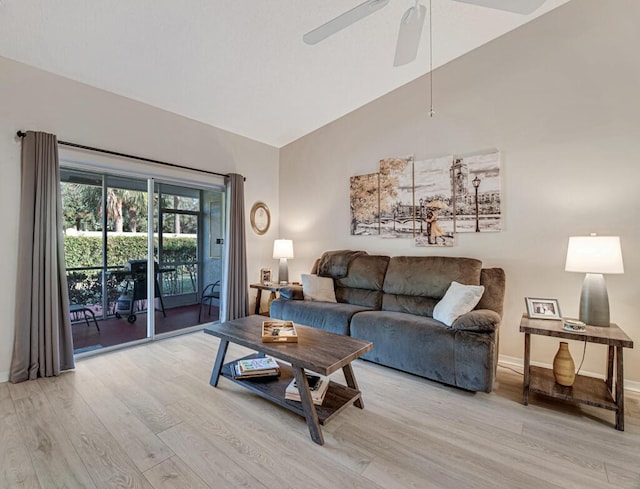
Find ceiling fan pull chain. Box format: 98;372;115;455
429;0;435;117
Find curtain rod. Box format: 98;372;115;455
16;130;243;181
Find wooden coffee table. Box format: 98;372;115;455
204;315;373;445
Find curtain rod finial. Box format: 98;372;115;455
17;130;26;138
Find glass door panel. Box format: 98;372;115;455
105;176;150;346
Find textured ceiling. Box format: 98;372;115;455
0;0;570;147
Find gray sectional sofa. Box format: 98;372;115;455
270;250;505;392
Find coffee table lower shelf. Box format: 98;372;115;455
221;355;361;426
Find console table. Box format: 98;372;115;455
520;315;633;430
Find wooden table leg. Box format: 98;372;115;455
254;289;263;315
615;346;624;431
523;333;531;406
292;366;324;445
342;363;364;409
606;345;614;393
210;339;229;387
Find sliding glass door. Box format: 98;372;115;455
61;168;224;355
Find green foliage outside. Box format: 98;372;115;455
64;235;196;268
65;235;197;307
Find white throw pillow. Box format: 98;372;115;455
301;274;337;303
433;281;485;327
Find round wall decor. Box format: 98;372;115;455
250;201;271;235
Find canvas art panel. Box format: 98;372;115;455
413;155;454;247
451;151;502;233
350;173;380;235
379;156;414;238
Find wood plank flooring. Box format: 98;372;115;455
1;331;639;489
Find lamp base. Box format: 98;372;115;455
579;273;610;327
278;258;289;285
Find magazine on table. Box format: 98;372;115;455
236;357;279;373
232;357;281;379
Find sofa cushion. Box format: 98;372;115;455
301;274;336;303
350;311;456;384
269;299;374;336
382;256;483;316
477;268;506;317
332;254;390;309
433;281;485;326
317;250;367;277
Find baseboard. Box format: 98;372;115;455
498;354;640;393
0;371;8;383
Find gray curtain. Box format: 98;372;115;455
221;173;249;321
10;131;74;383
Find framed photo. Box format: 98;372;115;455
250;202;271;235
260;268;272;285
525;297;562;320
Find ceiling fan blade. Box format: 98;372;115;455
450;0;546;15
303;0;391;45
393;4;427;67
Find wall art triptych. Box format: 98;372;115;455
349;151;502;247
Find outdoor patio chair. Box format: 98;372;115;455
69;304;100;332
199;281;220;322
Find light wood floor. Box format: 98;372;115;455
2;331;639;489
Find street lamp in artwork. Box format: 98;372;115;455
472;176;481;232
418;198;424;234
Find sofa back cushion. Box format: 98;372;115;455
382;256;483;316
318;252;390;309
477;267;506;317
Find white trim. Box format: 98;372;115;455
498;354;640;393
0;371;8;383
147;178;156;341
74;337;153;360
59;148;226;190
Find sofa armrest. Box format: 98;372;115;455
451;309;501;333
278;285;304;300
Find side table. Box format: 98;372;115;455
250;283;287;315
520;315;633;431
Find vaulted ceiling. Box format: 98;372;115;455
0;0;570;147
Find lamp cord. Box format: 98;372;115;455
575;337;587;376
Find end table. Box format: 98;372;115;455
520;315;633;430
250;283;287;316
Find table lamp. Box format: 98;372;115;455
273;239;294;285
565;234;624;327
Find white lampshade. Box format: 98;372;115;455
273;239;294;259
565;236;624;274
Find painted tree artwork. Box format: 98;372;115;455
350;173;379;235
379;156;414;238
451;151;501;232
414;156;455;247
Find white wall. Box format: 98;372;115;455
279;0;640;384
0;57;279;381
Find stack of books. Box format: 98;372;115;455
232;357;281;379
285;373;329;406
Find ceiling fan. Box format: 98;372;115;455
303;0;547;66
